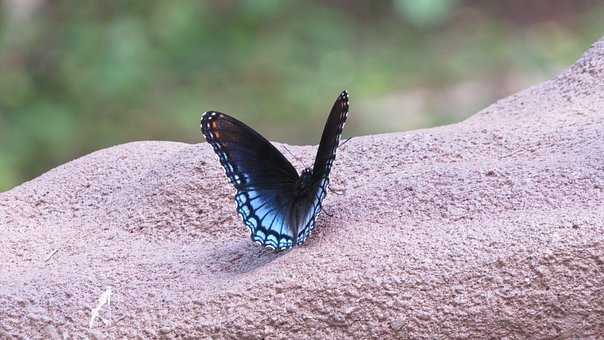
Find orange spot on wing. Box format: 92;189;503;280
211;121;220;138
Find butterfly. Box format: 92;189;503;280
201;90;349;251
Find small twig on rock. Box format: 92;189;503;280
501;148;526;158
44;249;59;263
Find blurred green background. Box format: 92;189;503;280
0;0;602;191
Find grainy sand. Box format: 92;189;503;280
1;38;603;339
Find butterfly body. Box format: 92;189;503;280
201;91;349;251
295;168;313;198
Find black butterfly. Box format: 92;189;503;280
201;91;349;251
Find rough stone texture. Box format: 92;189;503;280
1;38;603;339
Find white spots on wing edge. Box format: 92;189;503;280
200;111;221;141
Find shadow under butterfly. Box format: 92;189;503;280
201;91;350;251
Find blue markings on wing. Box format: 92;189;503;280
201;111;301;251
235;188;295;250
296;177;329;245
211;144;325;250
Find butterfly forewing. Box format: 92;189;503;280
312;91;349;181
202;112;298;189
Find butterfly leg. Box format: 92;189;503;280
281;145;309;170
328;185;346;195
338;137;353;148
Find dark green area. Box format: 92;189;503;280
0;1;602;191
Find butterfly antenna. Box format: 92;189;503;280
282;145;310;170
339;136;353;148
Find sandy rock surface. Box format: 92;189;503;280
1;38;603;339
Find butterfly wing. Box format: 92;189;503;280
201;90;350;250
312;90;350;181
201;111;300;250
296;90;350;244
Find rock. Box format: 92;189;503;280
159;326;172;334
45;325;61;339
390;318;405;331
1;38;603;338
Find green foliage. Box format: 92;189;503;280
394;0;458;27
0;1;602;191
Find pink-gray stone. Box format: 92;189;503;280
1;37;603;339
